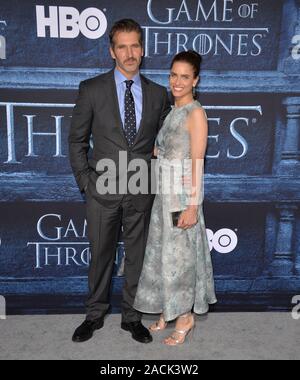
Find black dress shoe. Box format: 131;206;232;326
72;318;104;343
121;321;153;343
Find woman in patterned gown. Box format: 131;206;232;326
134;51;217;345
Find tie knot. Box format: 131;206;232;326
125;80;134;89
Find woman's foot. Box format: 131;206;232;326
149;314;167;332
163;313;194;346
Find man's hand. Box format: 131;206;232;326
153;147;159;157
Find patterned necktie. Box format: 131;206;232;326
124;80;137;146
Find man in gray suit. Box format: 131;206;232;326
69;19;170;343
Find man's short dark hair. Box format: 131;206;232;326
109;19;143;47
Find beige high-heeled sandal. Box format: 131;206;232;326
149;315;167;332
163;313;195;346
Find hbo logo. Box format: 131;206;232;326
207;228;238;254
36;6;107;39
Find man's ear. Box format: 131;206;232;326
110;46;116;60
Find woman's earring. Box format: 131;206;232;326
193;87;197;98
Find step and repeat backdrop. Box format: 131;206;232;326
0;0;299;313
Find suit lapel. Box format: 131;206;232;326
106;70;129;148
132;74;149;147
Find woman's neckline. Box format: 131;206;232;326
172;100;197;109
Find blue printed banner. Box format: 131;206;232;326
0;0;299;314
0;0;284;70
